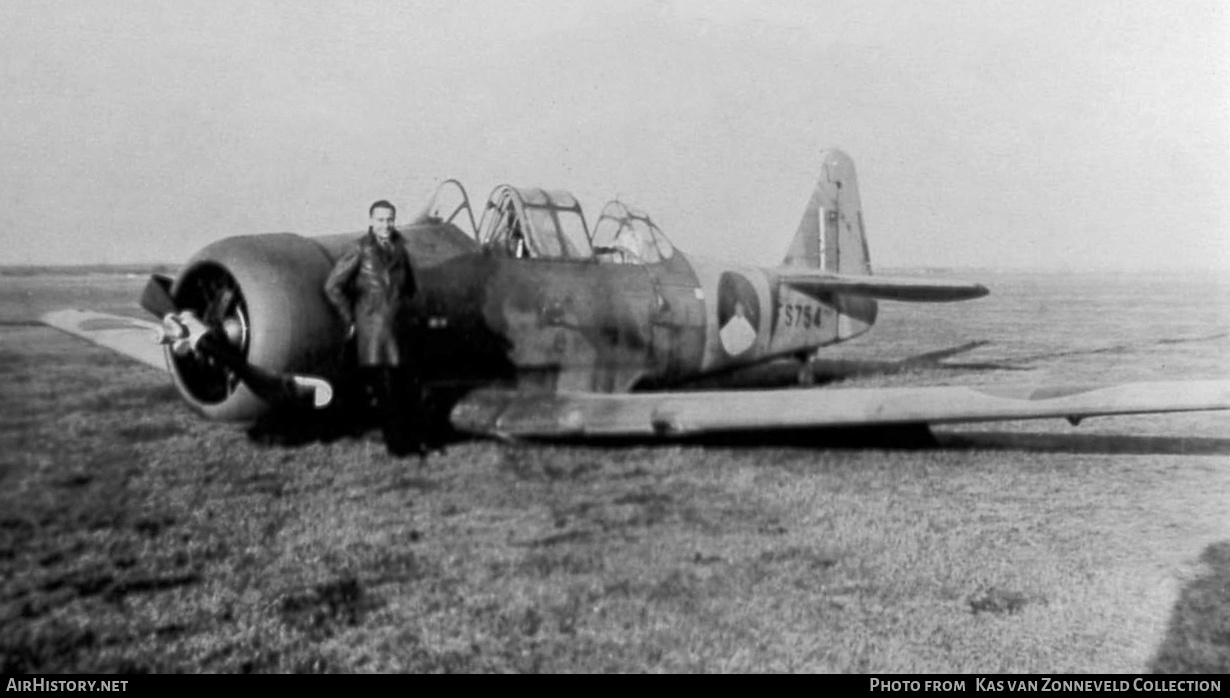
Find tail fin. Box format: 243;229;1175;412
783;149;872;276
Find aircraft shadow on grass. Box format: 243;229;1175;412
683;330;1229;392
1148;540;1230;673
1003;331;1230;365
933;431;1230;457
245;403;1230;458
803;331;1230;384
243;385;461;452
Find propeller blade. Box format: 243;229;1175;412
194;333;333;409
140;274;177;318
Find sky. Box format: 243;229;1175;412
1;0;1227;270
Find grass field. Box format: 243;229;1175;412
1;269;1228;673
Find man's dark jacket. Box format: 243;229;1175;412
324;229;416;367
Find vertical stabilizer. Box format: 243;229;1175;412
783;149;872;276
782;149;877;341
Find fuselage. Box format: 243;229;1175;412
312;220;877;394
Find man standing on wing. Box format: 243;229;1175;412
324;200;425;456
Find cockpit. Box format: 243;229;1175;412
418;180;676;265
478;186;593;260
590;201;675;264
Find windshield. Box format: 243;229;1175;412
417;179;478;237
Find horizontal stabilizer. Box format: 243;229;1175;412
778;269;989;303
451;381;1230;438
42;309;167;371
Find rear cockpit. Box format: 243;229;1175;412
417;180;676;265
590;201;675;264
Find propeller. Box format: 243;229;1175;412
140;275;333;409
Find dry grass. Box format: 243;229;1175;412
1;270;1228;673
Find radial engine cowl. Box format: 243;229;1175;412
167;233;345;421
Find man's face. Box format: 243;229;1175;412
370;206;396;241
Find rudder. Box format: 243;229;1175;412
783;149;872;276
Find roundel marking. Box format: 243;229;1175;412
717;272;760;357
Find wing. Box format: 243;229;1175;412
450;382;1230;438
776;269;989;302
42;309;168;371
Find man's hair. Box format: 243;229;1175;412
369;200;396;217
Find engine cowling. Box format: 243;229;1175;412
168;233;346;421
